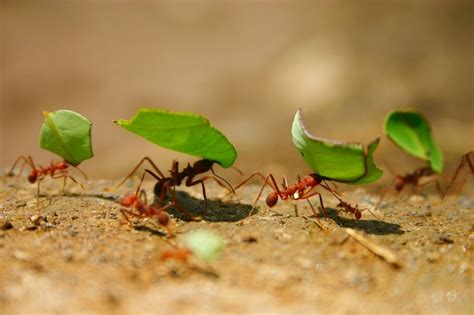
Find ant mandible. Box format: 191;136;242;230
6;155;86;206
443;151;473;199
117;189;173;236
115;157;234;219
235;171;341;218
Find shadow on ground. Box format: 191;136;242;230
157;191;254;222
324;208;404;235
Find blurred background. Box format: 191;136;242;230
1;1;473;185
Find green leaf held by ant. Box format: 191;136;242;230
40;110;93;166
114;108;237;168
384;110;443;174
292;109;383;184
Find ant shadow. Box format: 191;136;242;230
162;191;254;222
132;225;168;237
323;208;404;236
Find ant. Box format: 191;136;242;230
117;189;174;236
6;155;86;206
161;247;192;262
333;196;378;220
443;151;473;199
115;157;235;220
377;165;442;208
235;172;341;218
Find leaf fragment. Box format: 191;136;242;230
39;110;93;166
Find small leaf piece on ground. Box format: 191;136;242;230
292;109;383;184
114;108;237;168
40;110;93;166
182;230;224;263
384;110;443;173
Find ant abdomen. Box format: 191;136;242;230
266;191;279;207
157;211;170;226
355;210;362;220
394;176;405;192
27;172;37;183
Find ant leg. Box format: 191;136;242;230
70;164;88;179
51;173;85;191
7;155;35;176
300;190;326;217
133;169;162;195
168;200;202;221
320;181;342;198
234;171;277;191
443;152;473;199
415;178;442;197
210;167;235;194
36;178;45;208
114;157;166;190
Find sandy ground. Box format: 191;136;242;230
0;175;473;315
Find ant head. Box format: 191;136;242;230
56;161;68;170
27;171;37;183
266;191;279;207
394;176;405;192
192;159;214;173
154;180;168;198
156;211;170;226
336;201;343;208
304;174;322;186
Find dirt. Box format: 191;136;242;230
0;176;472;315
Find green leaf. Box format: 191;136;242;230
182;230;224;263
39;110;93;166
292;109;383;184
384;111;443;173
114;108;237;168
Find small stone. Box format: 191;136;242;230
434;234;454;244
242;235;258;243
409;195;425;203
29;215;45;225
1;220;13;230
426;252;440;263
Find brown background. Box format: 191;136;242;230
1;0;473;182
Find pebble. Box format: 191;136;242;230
426;252;440;263
29;215;45;225
434;234;454;244
1;220;13;230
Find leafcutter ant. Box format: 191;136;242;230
117;189;173;236
377;164;443;208
6;155;86;206
443;151;473;198
115;157;234;220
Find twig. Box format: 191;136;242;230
344;228;402;268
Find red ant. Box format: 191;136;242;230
161;247;192;262
235;172;340;218
6;155;86;206
117;190;174;236
115;157;234;220
443;151;473;199
377;165;442;208
334;196;378;220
